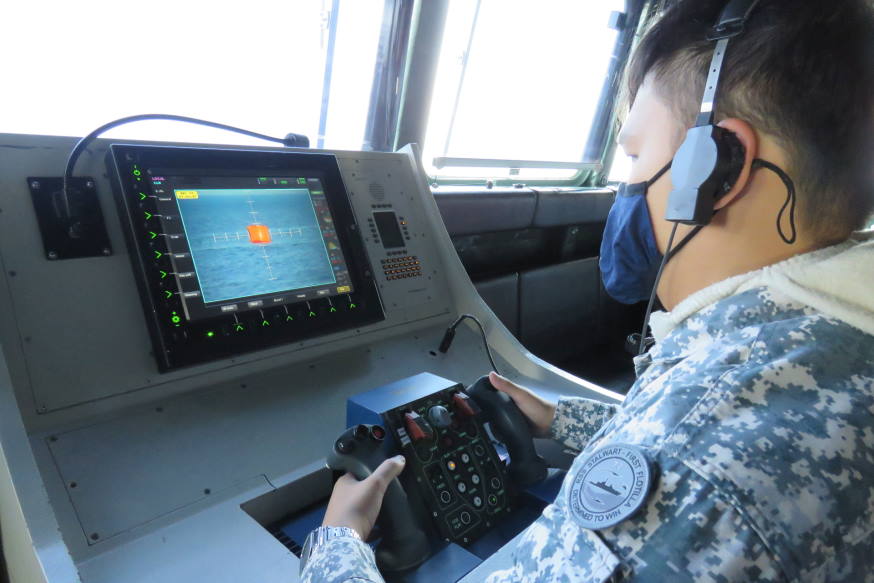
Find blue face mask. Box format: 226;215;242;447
599;158;797;305
599;162;671;304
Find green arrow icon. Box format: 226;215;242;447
164;290;173;299
286;315;294;322
349;303;357;309
149;231;157;240
234;324;245;332
329;307;337;313
159;270;168;279
139;192;147;201
308;311;317;318
144;211;153;220
262;320;270;327
154;250;163;260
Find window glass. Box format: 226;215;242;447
0;1;384;149
422;0;625;182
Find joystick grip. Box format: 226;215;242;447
465;376;548;488
326;424;430;572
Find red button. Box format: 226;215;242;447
404;411;432;441
452;392;480;417
371;426;386;440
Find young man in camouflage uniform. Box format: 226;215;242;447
300;0;874;580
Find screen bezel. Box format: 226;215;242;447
109;144;385;371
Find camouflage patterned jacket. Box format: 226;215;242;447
301;234;874;582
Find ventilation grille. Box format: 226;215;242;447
369;181;386;201
269;525;303;557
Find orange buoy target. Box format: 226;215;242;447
246;224;272;244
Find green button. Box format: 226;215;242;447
171;315;181;324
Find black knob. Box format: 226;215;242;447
428;405;452;428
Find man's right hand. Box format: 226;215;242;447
488;371;556;437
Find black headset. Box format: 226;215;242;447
664;0;760;226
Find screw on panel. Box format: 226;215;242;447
102;248;111;256
69;482;77;488
204;488;211;495
47;251;58;260
30;181;40;190
85;180;95;189
48;435;58;442
90;533;99;541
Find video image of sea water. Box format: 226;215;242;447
176;188;336;303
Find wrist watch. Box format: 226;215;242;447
299;526;362;573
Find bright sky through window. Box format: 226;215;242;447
0;1;383;150
423;0;625;181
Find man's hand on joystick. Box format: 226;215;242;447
323;455;406;540
488;372;556;437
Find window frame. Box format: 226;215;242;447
383;0;647;188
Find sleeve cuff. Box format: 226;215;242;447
299;535;384;583
548;396;619;453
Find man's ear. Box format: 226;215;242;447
714;118;757;210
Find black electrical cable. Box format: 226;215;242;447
438;313;499;374
60;114;309;218
638;222;679;355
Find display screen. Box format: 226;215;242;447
150;174;353;321
373;211;405;249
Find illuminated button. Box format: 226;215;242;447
488;494;498;506
471;474;480;485
132;169;142;176
205;331;216;339
457;482;467;493
446;460;457;472
460;453;470;464
473;496;483;508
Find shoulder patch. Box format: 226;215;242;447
568;444;653;529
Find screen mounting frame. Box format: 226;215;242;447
107;144;384;371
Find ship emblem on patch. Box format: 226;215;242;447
568;444;653;529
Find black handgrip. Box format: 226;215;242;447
326;425;431;572
465;376;548;488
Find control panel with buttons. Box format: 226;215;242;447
107;145;386;371
381;385;512;545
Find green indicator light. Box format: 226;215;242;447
329;307;337;313
280;179;288;185
311;190;323;195
308;311;316;318
139;192;147;201
171;315;181;324
154;250;163;260
262;320;270;327
298;177;306;185
159;270;168;279
149;231;157;240
144;211;153;220
258;177;267;181
132;169;142;176
206;331;215;338
164;290;173;299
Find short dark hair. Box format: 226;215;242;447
626;0;874;239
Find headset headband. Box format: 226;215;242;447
695;0;760;126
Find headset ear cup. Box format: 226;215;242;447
718;129;746;197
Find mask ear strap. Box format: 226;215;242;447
751;159;797;244
646;161;673;187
